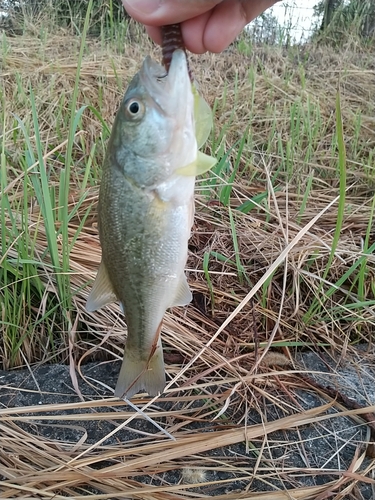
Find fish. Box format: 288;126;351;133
86;49;216;399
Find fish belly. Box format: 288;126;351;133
99;170;194;397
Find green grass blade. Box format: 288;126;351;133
60;0;94;308
203;251;215;313
29;89;62;293
322;91;347;281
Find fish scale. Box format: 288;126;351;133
86;49;216;399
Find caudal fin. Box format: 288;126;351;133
114;336;166;399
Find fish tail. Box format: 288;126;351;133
114;334;166;400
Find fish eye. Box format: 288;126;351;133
129;101;140;114
125;98;145;120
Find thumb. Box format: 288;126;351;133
122;0;222;26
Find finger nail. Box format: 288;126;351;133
123;0;160;16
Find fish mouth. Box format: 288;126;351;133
140;49;191;116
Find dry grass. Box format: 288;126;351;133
1;24;375;498
1;396;373;499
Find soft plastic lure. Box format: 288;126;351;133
161;23;215;160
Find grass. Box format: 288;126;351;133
1;5;375;499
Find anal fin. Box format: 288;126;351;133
170;273;192;308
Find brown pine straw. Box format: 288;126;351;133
0;401;374;498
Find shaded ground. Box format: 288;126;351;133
1;347;374;498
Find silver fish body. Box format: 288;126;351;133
86;50;197;398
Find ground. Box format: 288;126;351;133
1;346;375;498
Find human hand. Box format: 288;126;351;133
122;0;280;54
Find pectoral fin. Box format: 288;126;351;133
193;84;213;149
176;151;217;177
176;83;216;177
86;261;117;312
170;274;192;307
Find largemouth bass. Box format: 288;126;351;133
86;49;215;399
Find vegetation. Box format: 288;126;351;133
0;1;375;498
315;0;375;42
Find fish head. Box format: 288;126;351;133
109;49;196;188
